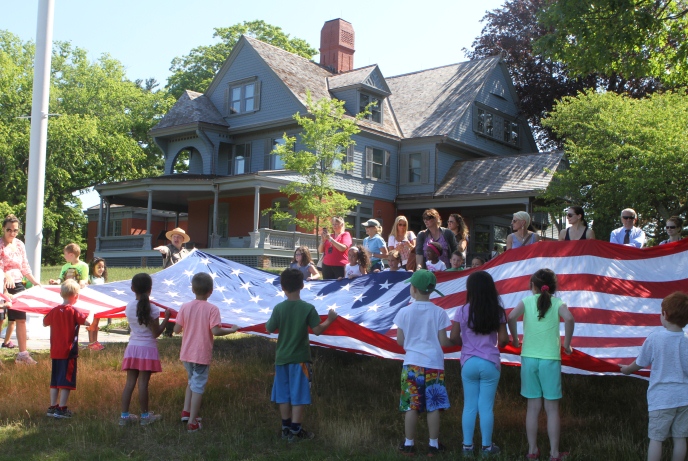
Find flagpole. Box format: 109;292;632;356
25;0;55;281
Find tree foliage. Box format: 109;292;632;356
0;30;175;262
540;90;688;241
265;92;362;238
535;0;688;85
167;20;316;98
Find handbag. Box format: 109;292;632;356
316;254;324;270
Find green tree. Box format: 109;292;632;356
539;90;688;241
265;92;363;238
167;20;316;98
535;0;688;85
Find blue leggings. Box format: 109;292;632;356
461;356;501;447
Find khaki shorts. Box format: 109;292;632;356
648;405;688;441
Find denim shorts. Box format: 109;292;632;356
183;361;210;394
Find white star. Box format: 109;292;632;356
215;285;226;293
275;290;286;298
200;258;211;265
231;308;244;314
240;281;252;290
379;280;392;290
149;296;156;301
240;317;252;322
367;303;381;312
166;291;179;298
183;270;194;277
112;289;125;295
265;277;277;284
259;307;271;314
208;272;218;279
172;301;183;306
314;294;326;301
249;294;263;303
342;314;353;319
303;282;313;290
341;283;352;291
360;322;369;328
353;293;366;303
222;298;235;306
231;269;243;276
162;279;175;286
327;303;341;311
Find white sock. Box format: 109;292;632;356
429;438;439;448
404;438;414;446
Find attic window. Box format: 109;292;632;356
359;93;382;123
225;77;261;116
474;104;519;148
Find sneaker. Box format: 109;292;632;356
140;412;162;426
181;410;190;422
427;442;446;457
47;405;58;417
88;341;104;351
187;418;202;433
481;444;500;457
281;426;290;439
119;414;139;426
288;428;315;442
54;407;73;419
462;444;475;458
1;341;16;349
549;452;569;461
397;441;416;456
15;352;37;365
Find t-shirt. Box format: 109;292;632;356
290;262;316;280
265;299;321;365
344;263;363;278
44;304;87;359
363;234;387;264
89;276;105;285
323;232;352;267
520;295;564;360
388;232;416;264
59;261;89;284
176;299;222;365
426;260;446;272
393;300;451;369
124;299;161;347
452;303;505;369
635;329;688;411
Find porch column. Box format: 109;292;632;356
104;199;110;237
253;186;260;231
175;211;179;228
146;189;153;237
211;184;219;247
96;196;103;251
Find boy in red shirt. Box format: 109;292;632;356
43;279;89;418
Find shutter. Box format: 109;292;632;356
472;104;479;132
365;147;372;178
421;151;430;184
399;153;408;186
224;86;230;116
346;145;354;174
384;150;391;183
253;80;261;111
245;141;252;173
264;138;273;170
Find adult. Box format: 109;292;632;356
362;219;388;272
318;216;352;280
659;216;683;245
388;215;417;271
609;208;646;248
0;214;42;364
154;228;191;268
506;211;540;250
447;213;469;260
558;206;595;241
490;245;502;260
415;209;457;270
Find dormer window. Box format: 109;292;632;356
474;104;519;148
359;93;382;123
225;77;261;116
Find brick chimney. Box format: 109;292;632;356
319;19;355;73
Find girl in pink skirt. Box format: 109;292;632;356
119;273;171;426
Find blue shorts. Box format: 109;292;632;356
520;357;562;400
399;365;450;413
183;362;210;394
271;363;312;406
51;358;77;390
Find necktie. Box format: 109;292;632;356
623;229;630;244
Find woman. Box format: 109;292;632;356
388;215;417;271
415;209;457;270
153;228;190;269
289;246;320;281
362;219;388;272
558;206;595;241
318;216;352;280
506;211;540;250
0;214;42;364
659;216;683;245
447;213;469;260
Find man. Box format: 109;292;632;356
609;208;646;248
154;228;191;268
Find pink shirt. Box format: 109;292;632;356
176;299;222;365
323;231;352;267
452;303;505;370
0;238;33;283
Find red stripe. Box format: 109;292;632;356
570;336;646;347
566;307;659;326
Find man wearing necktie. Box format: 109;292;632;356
609;208;646;248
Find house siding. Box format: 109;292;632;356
330;88;359;116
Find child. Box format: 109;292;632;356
266;268;337;442
450;271;509;457
384;250;406;272
86;257;108;351
446;250;464;271
471;257;486;269
119;273;172;426
507;269;575;461
290;246;320;281
394;270;453;456
339;245;369;280
43;280;90;419
620;292;688;461
173;272;239;432
49;243;89;288
424;241;446;272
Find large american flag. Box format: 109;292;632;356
11;239;688;376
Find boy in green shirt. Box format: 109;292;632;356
49;243;89;288
266;268;337;442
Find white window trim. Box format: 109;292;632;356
224;77;261;116
364;146;391;182
230;142;251;175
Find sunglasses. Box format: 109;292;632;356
4;228;19;233
398;223;407;227
566;213;576;218
665;225;677;229
422;216;435;221
622;216;635;220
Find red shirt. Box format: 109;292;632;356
323;231;352;267
43;304;87;359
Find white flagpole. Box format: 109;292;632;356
25;0;55;281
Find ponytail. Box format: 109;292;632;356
131;273;153;327
531;269;557;320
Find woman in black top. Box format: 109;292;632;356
558;206;595;241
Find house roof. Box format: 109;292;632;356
151;90;228;132
386;57;501;138
435;151;564;198
328;65;377;90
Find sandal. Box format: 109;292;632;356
1;341;16;349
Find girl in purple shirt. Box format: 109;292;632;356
450;271;509;457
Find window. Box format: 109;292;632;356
332;145;355;174
230;143;251;175
108;219;122;236
474;104;519;147
409;153;422;183
225;78;260;115
364;147;390;181
359;93;382;123
272;138;285;170
503;120;519;146
399;152;428;185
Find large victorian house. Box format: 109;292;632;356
86;19;562;267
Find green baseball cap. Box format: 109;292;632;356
404;269;444;296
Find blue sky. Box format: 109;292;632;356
2;0;505;207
